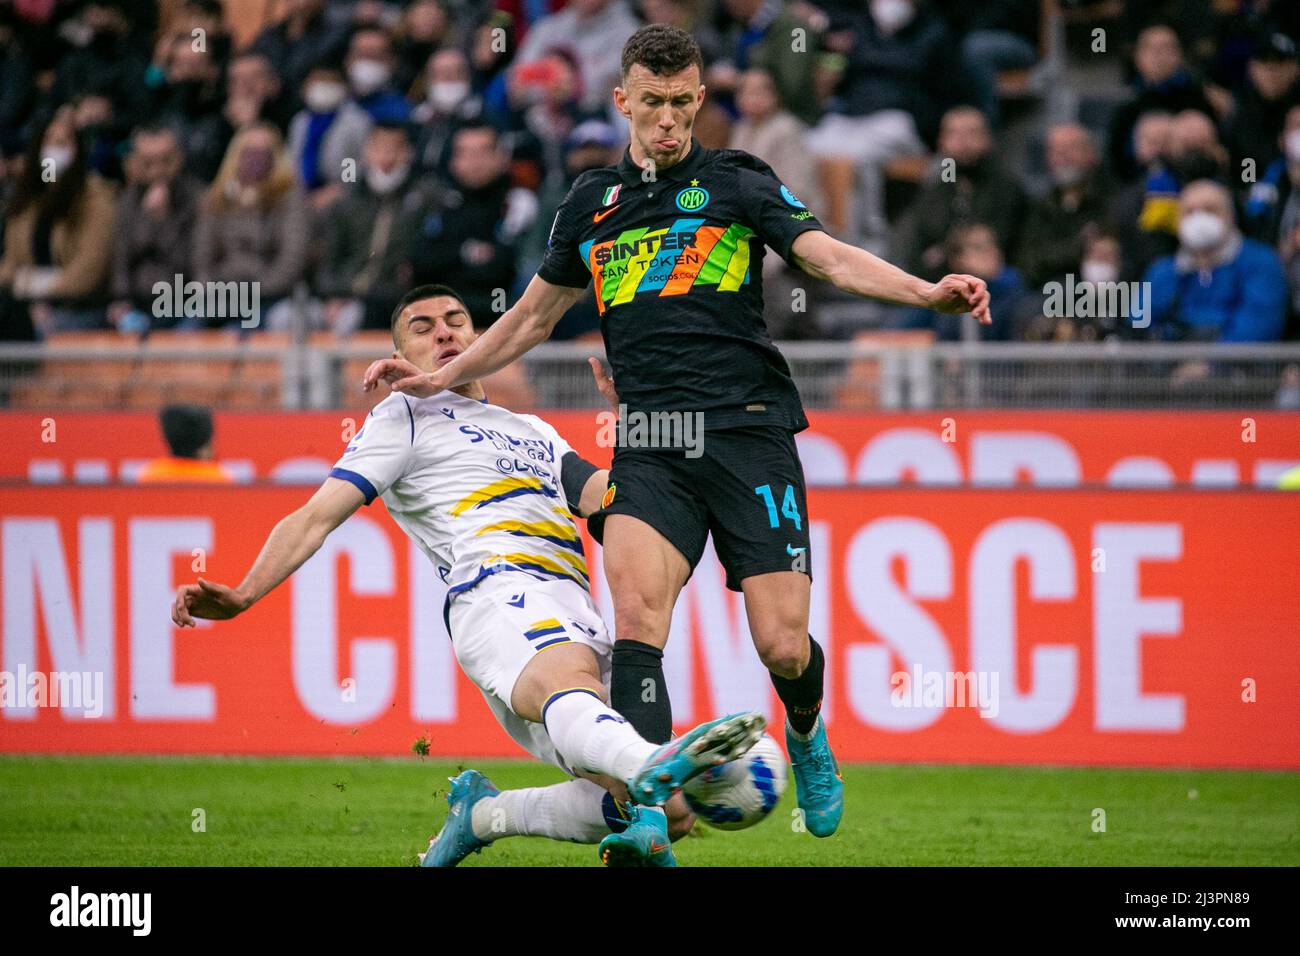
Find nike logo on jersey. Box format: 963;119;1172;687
592;204;621;223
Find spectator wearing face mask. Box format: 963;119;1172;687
408;121;537;327
1145;179;1287;342
344;26;412;123
313;121;443;335
1112;109;1230;282
0;108;117;340
1025;231;1126;341
411;46;483;175
108;124;205;335
808;0;962;242
192;123;311;330
286;64;374;210
1015;123;1113;289
251;0;350;102
1109;24;1218;183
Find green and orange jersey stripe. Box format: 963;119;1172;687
580;220;755;314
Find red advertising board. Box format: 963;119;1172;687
2;485;1296;768
4;411;1298;489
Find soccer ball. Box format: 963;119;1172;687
683;732;787;830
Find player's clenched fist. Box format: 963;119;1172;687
923;274;993;324
172;578;249;627
361;357;443;397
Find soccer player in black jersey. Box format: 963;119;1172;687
365;24;990;854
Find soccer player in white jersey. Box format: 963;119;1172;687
171;285;764;867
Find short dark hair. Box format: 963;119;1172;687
159;404;214;459
620;24;703;80
131;122;183;146
453;119;499;145
369;119;412;143
390;284;469;344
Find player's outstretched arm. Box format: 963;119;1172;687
365;276;586;398
790;230;992;324
170;478;365;627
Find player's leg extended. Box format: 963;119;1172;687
512;640;762;865
511;642;764;806
742;571;843;837
420;772;695;867
601;513;693;745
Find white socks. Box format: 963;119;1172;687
541;688;658;784
470;777;611;843
463;688;669;846
469;777;666;844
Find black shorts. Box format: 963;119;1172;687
588;425;812;592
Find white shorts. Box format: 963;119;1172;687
447;573;613;772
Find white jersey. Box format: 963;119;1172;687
330;390;589;597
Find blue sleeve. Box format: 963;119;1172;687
1142;256;1179;332
1223;245;1288;342
330;398;415;504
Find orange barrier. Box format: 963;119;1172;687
1;485;1296;768
5;411;1298;489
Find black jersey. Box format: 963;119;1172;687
537;139;824;432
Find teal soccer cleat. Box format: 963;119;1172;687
598;805;677;867
628;711;766;807
786;717;843;837
419;769;498;867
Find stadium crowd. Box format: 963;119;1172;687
1;0;1299;345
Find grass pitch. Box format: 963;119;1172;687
1;755;1295;866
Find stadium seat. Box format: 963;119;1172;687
10;332;139;409
118;331;241;409
350;331;396;351
239;333;291;381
